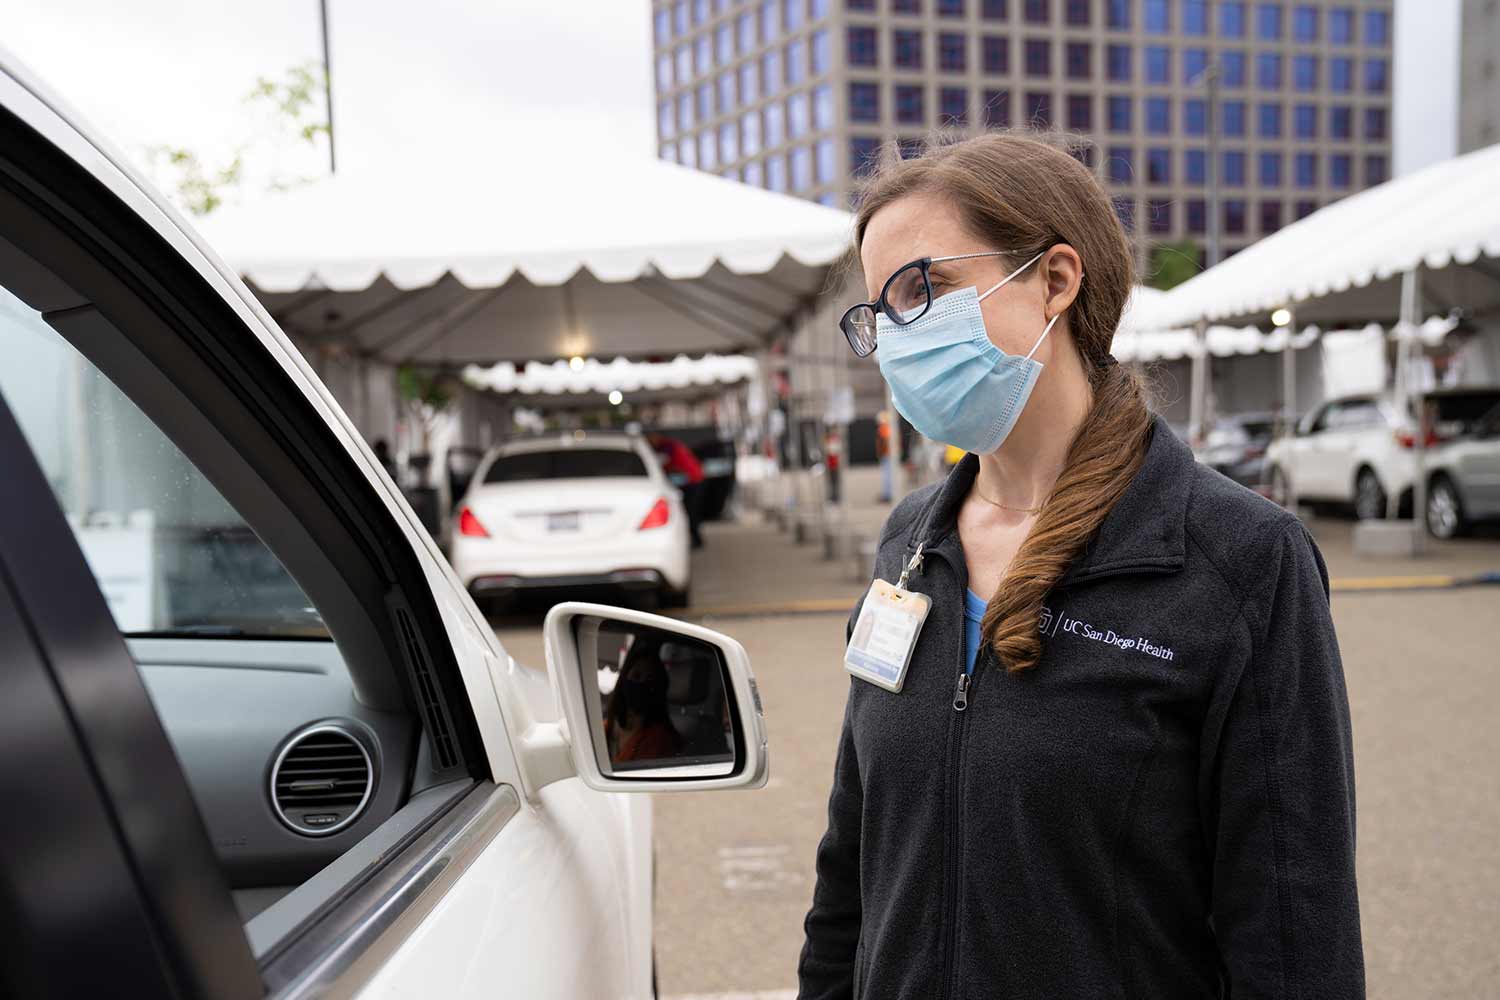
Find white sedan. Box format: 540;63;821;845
450;432;693;610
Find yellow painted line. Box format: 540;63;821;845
1331;574;1461;592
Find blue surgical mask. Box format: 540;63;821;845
875;251;1059;455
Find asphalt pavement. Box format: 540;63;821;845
492;467;1500;1000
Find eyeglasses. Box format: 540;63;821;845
838;250;1026;358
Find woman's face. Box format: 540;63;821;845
860;191;1078;367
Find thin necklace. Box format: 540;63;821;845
971;482;1042;514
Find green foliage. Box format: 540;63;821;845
397;366;454;409
1146;240;1202;291
246;63;331;146
142;146;244;216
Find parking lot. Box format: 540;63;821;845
493;467;1500;1000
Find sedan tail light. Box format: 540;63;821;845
1394;430;1445;449
638;497;670;530
458;507;490;537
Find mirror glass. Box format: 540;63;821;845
572;615;738;778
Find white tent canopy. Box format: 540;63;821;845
1131;142;1500;331
461;353;758;396
197;158;854;365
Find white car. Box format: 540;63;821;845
1265;388;1500;534
450;433;692;610
0;53;763;998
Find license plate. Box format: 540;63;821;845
547;511;580;532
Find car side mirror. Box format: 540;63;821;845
541;602;768;793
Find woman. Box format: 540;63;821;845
798;134;1362;999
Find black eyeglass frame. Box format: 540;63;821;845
838;250;1018;358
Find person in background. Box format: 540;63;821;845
824;426;843;504
875;410;894;503
648;432;705;549
371;437;398;483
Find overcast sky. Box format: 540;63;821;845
4;0;658;199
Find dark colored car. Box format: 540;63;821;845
1196;412;1278;490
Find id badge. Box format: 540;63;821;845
844;577;931;693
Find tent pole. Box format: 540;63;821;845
1189;320;1208;446
1280;308;1299;515
1401;267;1427;554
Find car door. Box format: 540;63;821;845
1291;401;1336;498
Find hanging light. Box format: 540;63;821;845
1271;308;1292;328
608;390;624;406
568;355;586;371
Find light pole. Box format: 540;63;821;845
319;0;336;174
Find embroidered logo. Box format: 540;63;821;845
1039;605;1175;662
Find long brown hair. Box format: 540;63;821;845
855;132;1153;673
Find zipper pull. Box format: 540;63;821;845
953;672;970;712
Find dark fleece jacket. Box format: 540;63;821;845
798;417;1363;1000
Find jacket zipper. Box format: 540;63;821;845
941;666;974;1000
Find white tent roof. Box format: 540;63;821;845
461;353;757;396
196;158;854;365
1133;142;1500;331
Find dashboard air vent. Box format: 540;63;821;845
270;725;374;837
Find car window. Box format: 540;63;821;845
483;447;648;483
0;284;323;639
1431;391;1500;434
1308;403;1335;433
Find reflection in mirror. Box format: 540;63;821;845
572;615;737;778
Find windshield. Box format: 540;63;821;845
483;448;648;483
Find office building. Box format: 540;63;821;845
1459;0;1499;152
652;0;1395;261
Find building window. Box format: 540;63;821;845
1295;198;1317;219
813;83;834;128
1365;154;1388;185
1067;93;1092;129
1114;196;1136;232
812;30;831;74
1066;0;1089;25
1257;3;1282;40
677;93;695;132
1293;55;1318;91
1183;48;1209;84
762;49;782;91
1107;0;1129;30
791;145;812;190
1260;200;1283;233
848;26;878;66
1144;0;1170;33
941;86;969;124
1220;2;1246;37
676;45;692;85
1294;152;1317;188
767;154;787;191
1365;59;1388;94
1365;11;1389;45
898;136;926;158
674;0;689;35
1187;199;1207;234
937;0;966;15
1257;52;1282;89
656;55;673;90
849;81;880;121
1329;57;1353;92
812;0;830;21
892;0;921;12
847;0;876;8
1145;97;1171;134
1221;51;1246;88
720;121;740;162
742;110;763;154
1224;199;1246;234
1294;103;1317;138
717;24;734;65
658;101;675;139
939;33;968;72
680;136;697;167
1025;39;1052;77
1329;8;1353;44
1185;148;1207;184
1292;5;1318;42
984;36;1010;74
1024;91;1053;127
1222;100;1246;136
1107;146;1134;184
1146;47;1171;85
717;72;738;113
982;0;1009;19
1258;102;1282;138
895;83;926;123
1330;153;1351;188
1223;150;1246;186
1259;151;1283;186
697;35;713;74
700;130;719;170
695;0;710;25
697;83;714;121
655;8;671;44
850;135;882;176
1147;199;1172;235
894;29;924;69
1024;0;1049;24
1365;107;1388;141
1146;147;1171;184
814;138;835;185
786;91;810;137
1066;42;1091;80
1183;0;1208;35
1184;98;1206;135
1106;44;1131;81
738;12;757;52
765;100;786;144
740;62;760;102
786;39;806;84
1329;105;1351;139
1071;142;1097;168
1107;95;1132;132
660;141;678;164
982;88;1011;126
